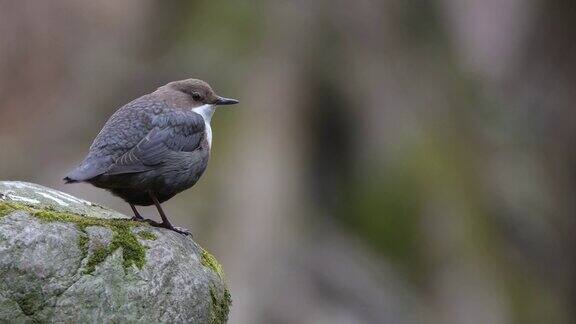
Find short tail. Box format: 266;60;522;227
63;158;109;184
63;168;85;183
63;176;79;184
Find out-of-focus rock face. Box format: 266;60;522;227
0;181;231;323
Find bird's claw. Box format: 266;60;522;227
171;226;193;236
142;218;162;226
142;219;192;236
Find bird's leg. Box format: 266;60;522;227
148;191;191;236
130;203;162;226
129;204;144;221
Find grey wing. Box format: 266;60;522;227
64;97;160;183
104;111;206;175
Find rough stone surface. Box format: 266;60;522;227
0;181;230;323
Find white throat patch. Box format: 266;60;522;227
191;104;215;148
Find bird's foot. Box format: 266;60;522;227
140;218;161;226
170;226;193;236
144;219;192;236
131;215;144;221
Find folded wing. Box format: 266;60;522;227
106;111;205;175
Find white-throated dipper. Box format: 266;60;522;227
64;79;238;235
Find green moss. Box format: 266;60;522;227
202;247;231;323
0;202;16;218
78;234;89;260
81;227;147;274
201;248;224;279
137;231;157;240
209;286;232;324
85;245;110;274
0;201;149;274
109;227;146;270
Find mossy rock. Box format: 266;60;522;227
0;181;231;323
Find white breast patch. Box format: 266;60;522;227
191;104;216;148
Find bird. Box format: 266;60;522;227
63;78;238;235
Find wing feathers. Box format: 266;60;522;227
104;111;205;176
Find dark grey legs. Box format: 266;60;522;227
148;191;191;236
130;204;144;221
149;193;170;226
127;192;191;235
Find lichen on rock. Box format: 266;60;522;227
202;248;232;324
202;248;225;279
0;181;231;323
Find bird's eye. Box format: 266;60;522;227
191;93;202;101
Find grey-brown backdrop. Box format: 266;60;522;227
1;1;574;323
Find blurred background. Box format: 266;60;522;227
0;0;574;323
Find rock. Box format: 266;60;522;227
0;181;231;323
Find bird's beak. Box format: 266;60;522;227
214;96;239;106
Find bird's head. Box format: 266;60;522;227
160;78;239;108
